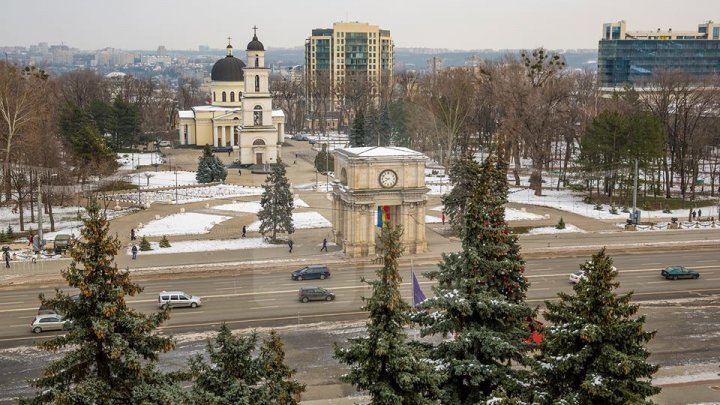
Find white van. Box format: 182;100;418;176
158;291;202;309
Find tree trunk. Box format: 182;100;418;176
512;141;521;186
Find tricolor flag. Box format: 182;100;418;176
376;205;391;228
412;270;426;307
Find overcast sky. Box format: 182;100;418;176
1;0;716;51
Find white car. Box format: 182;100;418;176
30;314;68;333
569;266;618;284
158;291;202;309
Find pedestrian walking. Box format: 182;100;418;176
227;149;231;157
321;238;328;252
238;169;242;176
130;228;136;241
3;249;10;268
131;244;138;260
288;239;293;253
692;210;697;220
28;234;33;246
698;208;702;219
242;225;246;238
441;212;446;225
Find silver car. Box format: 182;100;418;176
31;314;67;333
158;291;202;309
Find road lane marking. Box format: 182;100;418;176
215;287;244;291
1;302;25;305
645;263;662;265
157;311;367;331
250;305;279;310
10;324;29;328
647;281;669;284
170;311;205;316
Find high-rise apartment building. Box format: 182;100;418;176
598;20;720;87
305;22;394;128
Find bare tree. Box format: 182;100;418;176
270;74;306;134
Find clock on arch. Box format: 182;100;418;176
378;169;398;188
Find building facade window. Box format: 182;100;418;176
230;92;235;102
253;105;263;126
213;92;216;102
255;75;260;92
714;27;720;40
222;91;227;102
255;57;259;67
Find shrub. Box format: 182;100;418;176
582;195;593;205
139;236;152;251
556;217;566;230
6;225;14;239
621;206;630;213
609;205;619;215
159;235;171;248
594;203;603;211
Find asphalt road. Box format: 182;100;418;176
2;250;720;403
0;250;718;347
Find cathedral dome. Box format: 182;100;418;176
211;45;246;81
247;34;265;51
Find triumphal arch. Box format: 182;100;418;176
331;147;428;258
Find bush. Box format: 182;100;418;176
6;225;14;239
556;217;566;230
0;230;7;243
609;205;619;215
139;236;152;251
594;203;603;211
582;195;593;204
621;206;630;213
159;235;171;248
568;183;587;192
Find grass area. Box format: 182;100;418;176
585;194;717;212
96;181;138;192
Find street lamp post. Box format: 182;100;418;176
175;167;178;204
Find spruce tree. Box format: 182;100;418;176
159;235;171;248
257;160;295;242
442;156;483;235
350;110;366;147
335;224;441;404
196;144;227;183
314;143;335;174
414;154;534;403
533;248;660;404
139;235;152;251
21;201;180;404
189;324;304;404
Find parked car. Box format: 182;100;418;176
212;146;234;153
298;287;335;303
158;291;202;308
53;234;73;254
568;266;617;284
291;265;331;281
291;133;306;141
158;140;172;147
661;266;699;280
30;314;68;333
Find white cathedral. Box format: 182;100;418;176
177;30;285;165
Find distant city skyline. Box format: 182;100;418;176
1;0;717;51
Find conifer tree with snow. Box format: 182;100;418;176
533;248;660;404
413;154;535;403
442;155;483;235
196;144;227;183
335;224;442;404
257;159;294;242
188;324;305;404
22;201;181;404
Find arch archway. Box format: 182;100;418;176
253;105;263;126
222;91;227;102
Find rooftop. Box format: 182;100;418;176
337;146;426;159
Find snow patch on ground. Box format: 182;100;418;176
425;215;443;224
128;171;198;188
113;184;265;204
127;237;274;255
138;213;231;236
116;152;163;170
213;199;309;214
506;208;545;221
246;211;332;232
527;224;585;235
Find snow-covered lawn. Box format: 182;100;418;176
113;184;265;204
246;211;332;232
126;237;275;255
429;206;545;221
527;224;585;235
128;171;198;188
213;199;309;213
425;215;443;224
138;213;231;236
117;152;164;170
508;187;683;220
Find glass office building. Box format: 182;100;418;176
598;20;720;87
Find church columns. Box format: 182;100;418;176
213;126;218;147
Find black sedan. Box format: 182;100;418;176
661;266;700;280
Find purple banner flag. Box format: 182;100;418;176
412;271;426;307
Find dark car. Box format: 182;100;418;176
661;266;700;280
298;287;335;303
291;265;330;281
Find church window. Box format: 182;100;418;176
213;92;216;102
255;75;260;92
222;91;227;102
230;92;235;102
253;138;266;146
255;57;259;67
253;105;263;126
